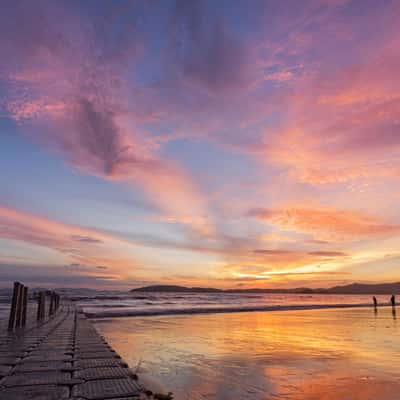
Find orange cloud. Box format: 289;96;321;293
261;21;400;186
0;206;109;249
248;206;400;240
1;2;214;237
0;205;145;280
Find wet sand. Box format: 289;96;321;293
94;306;400;400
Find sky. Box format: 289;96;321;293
1;0;400;289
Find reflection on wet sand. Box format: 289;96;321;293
94;307;400;400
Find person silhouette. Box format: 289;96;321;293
373;296;378;308
391;294;396;308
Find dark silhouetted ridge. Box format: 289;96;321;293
130;285;222;293
131;282;400;294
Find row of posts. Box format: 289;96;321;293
8;282;61;331
7;281;28;331
48;291;60;317
36;290;61;321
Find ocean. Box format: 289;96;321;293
73;291;390;318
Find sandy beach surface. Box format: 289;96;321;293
94;306;400;400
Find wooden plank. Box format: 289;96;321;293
29;350;74;357
75;351;118;360
1;371;70;387
0;355;21;365
0;351;27;357
74;358;127;369
74;366;135;381
0;365;11;378
23;354;72;362
74;347;112;354
13;361;72;373
72;378;141;399
0;385;69;400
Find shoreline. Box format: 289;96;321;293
86;302;391;319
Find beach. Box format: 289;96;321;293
94;306;400;400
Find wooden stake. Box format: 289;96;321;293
22;286;28;327
15;284;24;328
37;291;45;321
8;282;20;331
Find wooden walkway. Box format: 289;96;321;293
0;303;158;400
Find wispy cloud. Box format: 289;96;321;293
0;0;213;235
0;205;147;283
248;206;400;240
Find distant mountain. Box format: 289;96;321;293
318;282;400;295
130;285;222;293
131;282;400;294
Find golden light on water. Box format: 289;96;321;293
95;307;400;399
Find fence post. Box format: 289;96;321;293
54;293;60;311
15;284;24;328
41;292;46;320
8;282;20;331
37;291;45;321
36;292;41;321
49;292;53;316
21;286;28;327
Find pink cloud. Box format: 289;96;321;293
0;1;214;235
0;205;155;282
248;206;400;240
0;205;112;251
259;7;400;186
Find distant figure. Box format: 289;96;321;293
373;296;378;308
391;295;396;308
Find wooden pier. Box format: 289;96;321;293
0;301;162;400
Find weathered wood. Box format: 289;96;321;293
15;283;25;328
0;364;12;378
72;378;141;399
41;292;46;320
1;371;70;387
75;358;127;369
36;291;46;321
48;292;53;316
0;304;155;400
22;286;28;326
24;354;72;362
75;366;134;380
36;292;41;321
0;385;70;400
8;281;21;331
14;361;72;373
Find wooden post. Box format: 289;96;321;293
8;282;20;331
15;284;24;328
55;293;59;311
43;292;46;319
49;293;52;316
41;292;46;320
36;292;41;321
37;291;45;321
49;292;55;316
22;286;28;327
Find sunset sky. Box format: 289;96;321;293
1;0;400;289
